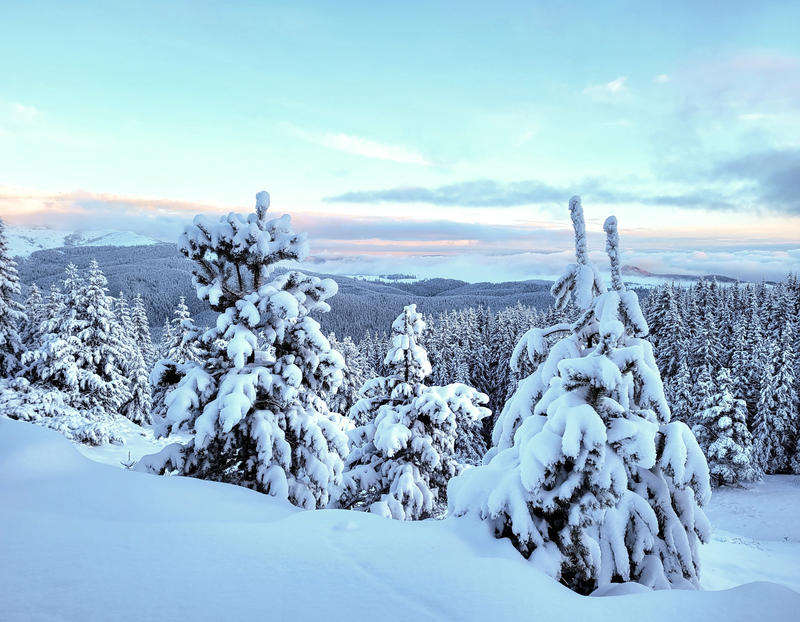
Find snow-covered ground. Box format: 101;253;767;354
1;417;798;622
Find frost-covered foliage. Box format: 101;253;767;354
0;378;124;445
449;201;711;595
21;282;80;394
131;293;156;365
137;191;349;510
550;196;605;311
164;297;202;364
754;323;798;474
149;297;202;430
0;218;26;375
69;260;132;414
20;283;45;347
112;291;152;425
340;305;489;520
326;332;369;417
692;368;759;486
17;264;153;433
644;276;799;476
486;200;601;460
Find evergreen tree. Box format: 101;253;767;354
692;368;759;486
165;296;201;364
131;293;156;365
449;202;710;594
21;282;80;396
0;218;26;375
20;283;45;347
326;332;368;418
668;351;695;424
754;322;798;473
137;191;349;510
71;260;131;414
487;197;603;462
341;304;489;519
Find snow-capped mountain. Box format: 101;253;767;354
6;226;161;257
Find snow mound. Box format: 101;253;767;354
1;419;799;621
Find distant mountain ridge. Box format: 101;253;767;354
6;225;161;258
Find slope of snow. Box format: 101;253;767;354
5;226;160;257
1;419;798;622
702;476;800;593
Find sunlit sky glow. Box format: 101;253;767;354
1;1;799;281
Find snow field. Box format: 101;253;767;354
1;418;799;622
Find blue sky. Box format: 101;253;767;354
1;1;799;281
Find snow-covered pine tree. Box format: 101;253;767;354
653;286;688;381
159;318;172;357
111;296;151;425
20;283;45;348
113;292;134;338
668;352;695;424
70;260;131;414
0;218;26;375
326;332;368;417
692;367;759;486
131;293;156;365
165;296;201;364
150;297;202;430
754;321;798;474
137;191;349;510
110;289;152;424
340;304;489;519
20;281;80;396
449;201;711;595
486;196;604;462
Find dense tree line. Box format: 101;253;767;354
643;276;799;480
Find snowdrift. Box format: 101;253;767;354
1;418;798;622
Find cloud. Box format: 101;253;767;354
325;179;567;207
714;148;800;214
301;246;800;284
654;74;671;84
583;76;629;101
324;177;740;211
282;122;431;166
3;185;797;283
0;187;233;240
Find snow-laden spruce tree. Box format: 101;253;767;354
754;322;798;474
21;282;80;394
14;268;126;445
112;291;152;425
20;284;45;348
137;191;349;510
71;260;131;414
692;367;759;486
449;200;711;595
0;218;26;375
326;332;369;418
486;196;603;463
164;296;202;364
131;293;156;365
340;304;490;520
150;297;203;430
